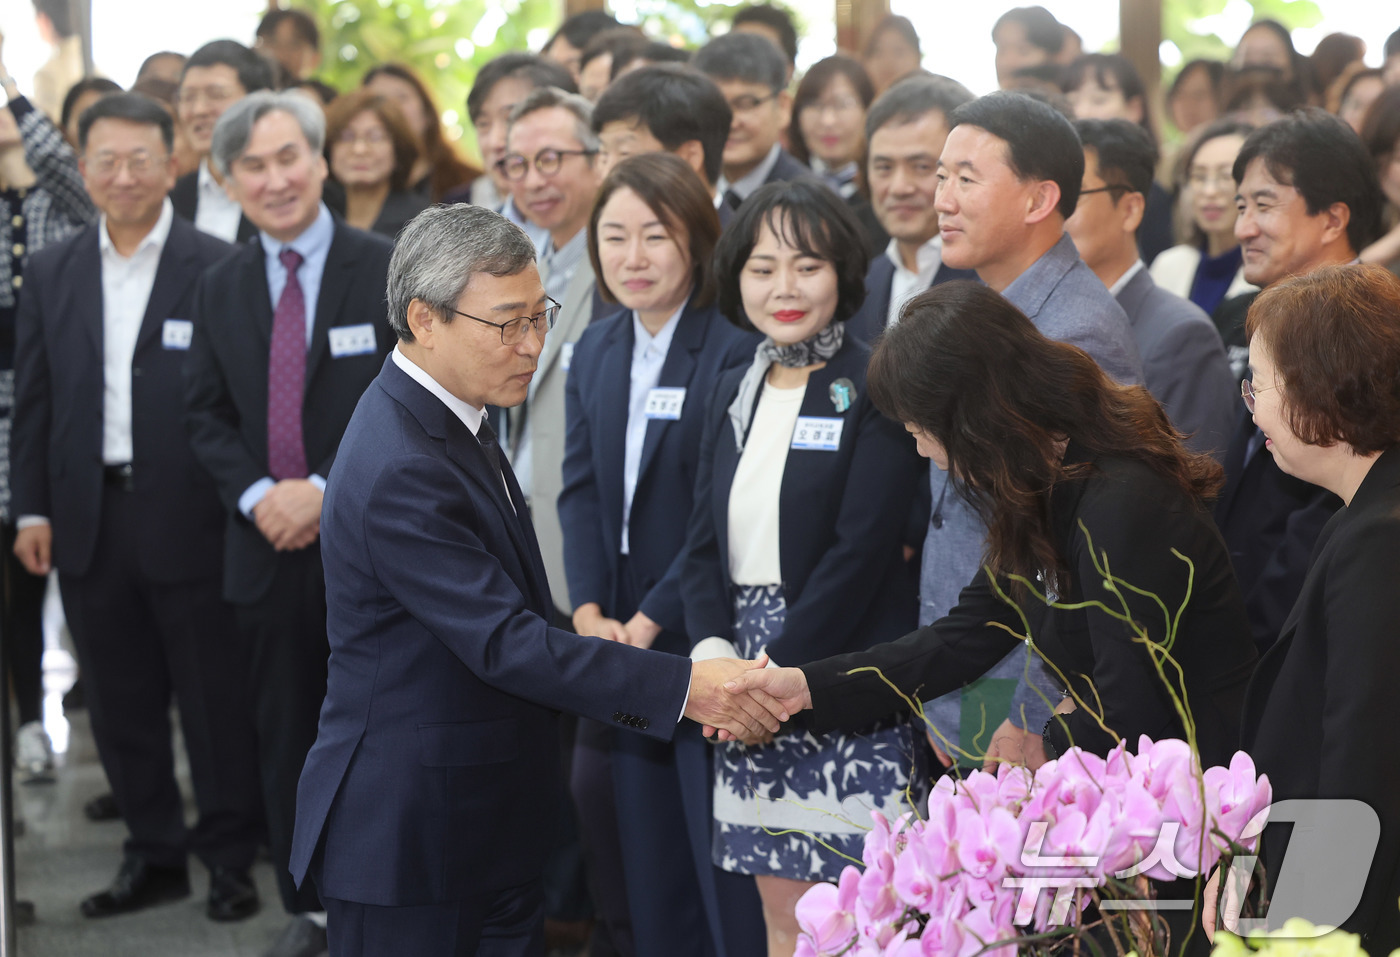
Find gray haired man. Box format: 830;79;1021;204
183;89;395;957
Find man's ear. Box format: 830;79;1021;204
1320;201;1352;249
1025;179;1062;226
406;299;437;346
673;140;707;183
777;89;793;132
1120;190;1146;235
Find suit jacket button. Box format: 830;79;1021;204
612;712;623;722
638;718;649;730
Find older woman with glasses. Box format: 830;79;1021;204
324;89;428;238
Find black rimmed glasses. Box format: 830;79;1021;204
496;148;597;181
1240;378;1278;412
454;298;561;345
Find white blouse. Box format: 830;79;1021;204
727;380;807;586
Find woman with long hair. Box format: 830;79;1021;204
1359;84;1400;273
362;62;480;201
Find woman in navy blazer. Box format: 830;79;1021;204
557;154;758;957
680;179;924;953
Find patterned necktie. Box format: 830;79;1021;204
267;248;309;480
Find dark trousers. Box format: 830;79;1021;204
235;545;328;915
58;486;262;872
571;718;632;957
2;521;46;725
324;881;544;957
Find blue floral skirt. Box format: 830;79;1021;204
712;584;925;882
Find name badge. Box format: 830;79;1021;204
328;323;377;358
791;416;844;451
161;319;193;350
560;342;575;373
644;387;686;420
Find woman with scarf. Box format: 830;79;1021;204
681;178;925;957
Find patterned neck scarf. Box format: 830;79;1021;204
727;322;845;451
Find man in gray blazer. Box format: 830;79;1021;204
1066;118;1236;461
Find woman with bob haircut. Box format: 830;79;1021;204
725;279;1257;771
324;89;429;238
1202;264;1400;952
557;152;758;957
681;177;925;955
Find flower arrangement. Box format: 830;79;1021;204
1213;919;1395;957
794;736;1273;957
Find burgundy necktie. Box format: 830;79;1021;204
267;248;309;480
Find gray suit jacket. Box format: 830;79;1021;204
1116;267;1236;461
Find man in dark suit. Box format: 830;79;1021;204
1214;109;1380;652
11;94;262;920
1065;118;1236;460
288;204;785;957
184;90;394;957
845;74;978;345
693;32;809;214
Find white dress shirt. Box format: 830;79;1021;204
538;228;587;306
1107;259;1145;297
193;158;244;243
886;235;945;329
716;143;783;204
101;199;174;465
621;304;684;554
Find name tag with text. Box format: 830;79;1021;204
162;319;193;350
644;387;686;420
328;323;377;358
560;342;575;373
791;416;844;451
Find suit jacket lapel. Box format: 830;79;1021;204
636;302;704;485
305;224;355;383
594;318;631;527
134;220;201;354
73;230;104;361
240;241;274;346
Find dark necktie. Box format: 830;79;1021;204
477;416;503;475
267;248;308;480
723;188;742;211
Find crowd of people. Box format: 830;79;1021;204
4;1;1400;956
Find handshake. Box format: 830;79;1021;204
681;657;815;745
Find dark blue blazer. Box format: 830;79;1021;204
681;337;922;665
290;355;692;906
11;216;235;581
558;300;758;652
845;252;978;347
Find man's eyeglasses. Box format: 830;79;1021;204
1076;185;1131;206
1241;378;1278;413
453;298;561;345
727;90;781;113
89;152;161;177
496;148;596;182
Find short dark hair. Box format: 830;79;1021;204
589;152;721;308
1074;118;1156;203
32;0;72;38
610;41;690;80
78;92;175;153
731;4;799;68
949;91;1085;219
1233;107;1383;255
130;77;177;109
61;78;122;133
256;8;320;49
578;27;647;75
865;72;973;143
1167;59;1224;108
182;40;275;95
693;32;787;93
789;56;874;166
864;15;920;60
1386;28;1400;61
1062;53;1155;148
592;65;731;186
136;51;186;84
467;53;576;123
289;77;339;106
1222;65;1307;116
713;178;870;331
992;7;1064;56
544;10;620;55
1247;264;1400;454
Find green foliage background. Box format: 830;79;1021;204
1161;0;1323;74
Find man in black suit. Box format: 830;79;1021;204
11;94;262;921
184;90;394;957
693;32;809;214
845;74;978;345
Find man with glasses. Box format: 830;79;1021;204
693;32;809;212
183;91;394;957
11;93;263;923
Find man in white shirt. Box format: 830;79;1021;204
11;93;263;924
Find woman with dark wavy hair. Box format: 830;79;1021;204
727;280;1257;771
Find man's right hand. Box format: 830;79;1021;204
253;479;322;551
705;664;813;741
572;603;630;643
13;523;51;576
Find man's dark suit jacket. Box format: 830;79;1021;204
183;216;394;603
11;216;235;581
721;148;809;214
1241;446;1400;952
845;251;979;347
557;300;757;650
171;170;347;244
289;355;691;906
682;337;922;666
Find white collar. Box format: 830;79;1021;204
1108;259;1145;297
721;143;783;201
196;157;223;194
392;345;486;436
631;298;688;359
99;198;174;260
885;234;943;277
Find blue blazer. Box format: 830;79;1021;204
845;253;978;347
558;300;758;651
681;336;922;665
289;355;692;906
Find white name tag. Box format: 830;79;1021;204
328;323;377;358
644;387;686;420
560;341;575;373
791;416;844;451
161;319;193;350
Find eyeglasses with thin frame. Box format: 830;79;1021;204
727;90;781;113
496;148;597;182
1240;378;1278;413
89;151;162;177
453;297;561;345
1076;185;1131;206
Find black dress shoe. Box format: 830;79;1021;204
80;856;190;918
263;915;328;957
207;865;259;921
83;792;120;822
